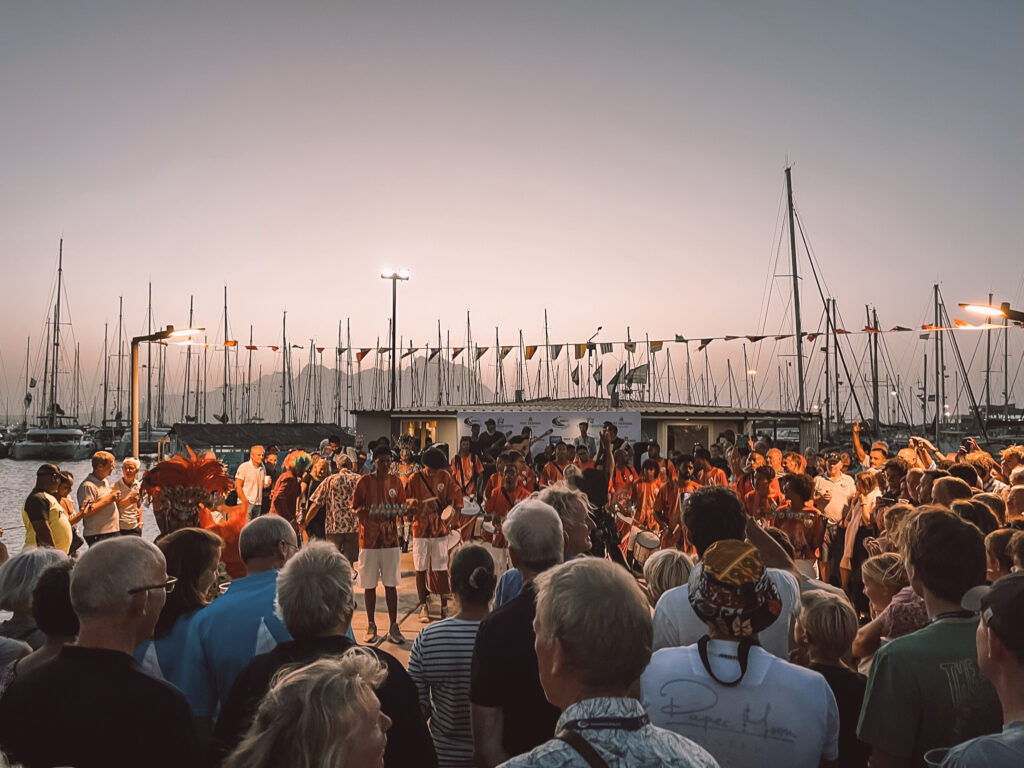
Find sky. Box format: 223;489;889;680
0;0;1021;418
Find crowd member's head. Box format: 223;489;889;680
693;448;713;470
881;503;914;544
1008;532;1024;572
533;558;653;709
421;447;447;472
640;458;659;482
31;560;79;647
766;448;783;473
537;484;595;557
752;465;775;496
0;547;68;618
931;477;974;508
56;470;75;501
1000;445;1024;479
154;527;223;639
675;453;695;480
883;457;910;497
643;549;693;608
781;472;815;508
682;486;746;557
974;493;1006;526
223;650;390;768
503;499;564;576
868;441;889;469
861;553;908;615
951;500;1000;536
238;515;298;575
917;468;950;505
689;540;782;641
90;450;116;479
985;530;1016;584
264;446;279;469
275;542;355;639
905;467;924;503
782;451;804;474
855;469;880;499
965;450;999;486
797;591;858;665
901;508;986;607
70;537;170;647
282;450;312;477
450;545;497;609
948;463;980;489
1006;487;1024;522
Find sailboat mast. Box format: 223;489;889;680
49;240;64;428
933;284;941;442
985;292;992;414
182;297;194;421
115;296;125;425
785;167;806;411
102;324;109;427
281;312;288;423
223;286;230;422
146;282;153;435
246;326;254;422
544;310;552;398
23;336;30;428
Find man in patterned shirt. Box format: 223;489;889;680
303;455;361;564
499;558;719;768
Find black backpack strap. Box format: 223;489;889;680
555;729;610;768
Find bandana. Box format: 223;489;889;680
689;540;783;638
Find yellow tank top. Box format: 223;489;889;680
22;492;73;553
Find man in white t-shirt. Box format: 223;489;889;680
77;451;122;547
812;452;855;582
643;539;840;768
235;445;267;519
652;486;801;659
112;457;143;535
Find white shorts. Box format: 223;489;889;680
488;546;510;576
412;537;449;572
357;547;401;589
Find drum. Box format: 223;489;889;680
459;499;482;541
481;520;495;543
446;528;462;553
615;512;634;538
633;531;661;566
441;505;458;525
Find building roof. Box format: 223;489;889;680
167;422;352;449
354;397;814;420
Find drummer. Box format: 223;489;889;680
483;463;530;574
539;441;573;488
630;459;662;534
512;450;538;493
653;453;700;551
574;444;595;471
405;447;463;623
451;436;485;500
646;441;677;483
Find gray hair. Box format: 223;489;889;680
503;499;563;572
534;558;652;689
70;537;164;619
275;542;355;638
239;516;296;562
0;547;68;613
643;548;694;607
538;483;589;528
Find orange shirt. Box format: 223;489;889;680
770;502;826;561
652;457;677;483
450;454;484;495
631;479;662;530
485;471;502;496
697;466;728;487
353;473;407;550
743;489;779;521
518;466;537;493
405;469;462;539
484;484;531;548
540;461;571;488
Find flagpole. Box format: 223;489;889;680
544;310;552;399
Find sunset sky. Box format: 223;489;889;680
1;1;1021;417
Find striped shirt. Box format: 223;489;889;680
409;617;482;767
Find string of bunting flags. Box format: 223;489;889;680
160;320;1018;356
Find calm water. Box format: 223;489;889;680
0;458;160;557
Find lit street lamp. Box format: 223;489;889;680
381;268;410;412
131;325;203;458
960;301;1024;323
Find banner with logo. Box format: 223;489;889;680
457;410;641;457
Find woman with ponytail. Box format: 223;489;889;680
408;544;496;767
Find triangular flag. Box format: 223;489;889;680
401;347;417;358
774;334;792;341
571;365;580;385
626;364;649;384
336;346;347;354
428;347;440;361
377;346;390;354
921;324;942;331
674;335;687;343
649;340;663;353
724;335;739;341
593;363;603;385
697;339;713;352
953;318;970;328
574;343;587;360
475;346;489;360
525;345;538;360
863;326;881;333
315;346;325;353
623;341;636;353
270;346;280;352
356;348;371;362
223;339;238;347
500;346;514;360
835;328;851;335
807;334;819;342
245;345;258;351
549;344;563;359
607;363;626;394
452;347;464;360
600;342;613;354
889;326;912;332
745;335;766;343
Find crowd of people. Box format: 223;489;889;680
0;419;1021;767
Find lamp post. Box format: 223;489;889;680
381;269;410;412
131;325;202;458
959;301;1024;323
961;301;1022;422
586;326;601;397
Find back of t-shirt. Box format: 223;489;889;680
642;640;840;768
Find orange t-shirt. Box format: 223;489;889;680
652;457;677;483
450;454;484;496
484;484;531;548
353;473;407;550
406;469;462;539
631;479;662;531
697;467;728;487
540;461;571;488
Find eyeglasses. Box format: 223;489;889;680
279;539;298;552
128;577;177;595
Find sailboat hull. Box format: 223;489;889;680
10;429;98;461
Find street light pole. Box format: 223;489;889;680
131;325;203;458
381;269;410;412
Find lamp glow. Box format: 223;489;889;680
960;303;1006;318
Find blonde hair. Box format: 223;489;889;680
861;552;908;591
799;591;858;661
275;542;355;638
643;549;693;606
223;649;387;768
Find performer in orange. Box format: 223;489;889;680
743;464;780;523
631;459;663;531
654;453;701;552
607;449;638;511
405;447;462;623
539;441;573;488
483;464;530;574
574;444;595;471
513;451;537;493
646;441;677;483
450;436;484;499
773;472;826;580
352;446;407;644
694;448;728;487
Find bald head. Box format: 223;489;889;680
71;537;165;620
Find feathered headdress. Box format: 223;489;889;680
142;447;233;534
